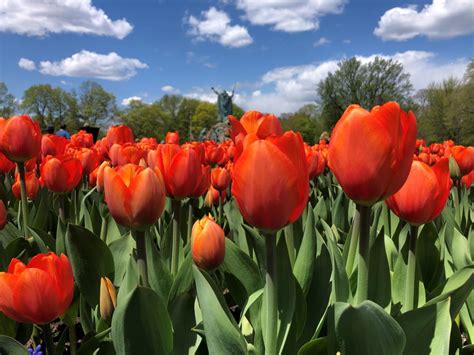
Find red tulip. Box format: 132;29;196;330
0;200;6;230
12;171;39;200
148;145;203;198
0;115;41;162
106;125;134;150
232;131;309;231
0;252;74;324
165;131;180;144
74;148;101;176
103;164;166;228
191;215;225;270
461;171;474;188
328;102;417;206
386;158;451;225
70;130;94;148
0;151;15;174
211;167;231;191
109;143;145;166
205;142;226;166
451;146;474;175
41;155;83;193
41;134;69;157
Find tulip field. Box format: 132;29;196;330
0;103;473;355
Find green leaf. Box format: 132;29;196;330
192;265;247;355
0;335;28;355
397;298;451;355
65;224;115;307
169;293;199;355
167;253;193;304
368;231;391;309
298;337;327;355
108;233;134;286
77;328;111;355
416;223;444;292
146;230;173;302
330;300;406;355
111;286;173;355
294;210;316;295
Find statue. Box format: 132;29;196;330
212;87;234;123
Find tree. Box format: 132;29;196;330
78;81;117;125
120;100;170;141
191;102;218;138
317;57;413;129
177;98;200;141
0;82;17;117
280;104;324;144
22;84;77;128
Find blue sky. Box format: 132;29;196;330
1;0;473;114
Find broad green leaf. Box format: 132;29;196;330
112;286;173;355
0;335;28;355
298;337;327;355
108;233;134;286
65;224;115;307
192;265;247;355
368;231;391;309
397;298;451;355
294;210;316;295
146;230;173;302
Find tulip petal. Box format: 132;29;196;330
104;167;133;227
0;272;32;323
430;158;451;221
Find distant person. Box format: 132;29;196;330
56;124;71;139
46;125;54;134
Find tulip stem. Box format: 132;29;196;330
17;162;29;238
133;229;149;288
41;323;56;355
171;199;181;277
284;224;295;268
264;232;277;355
186;203;193;245
218;194;223;224
345;207;360;276
100;217;108;243
58;194;66;223
69;325;77;355
405;224;419;312
356;204;371;304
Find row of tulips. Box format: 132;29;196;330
0;103;472;355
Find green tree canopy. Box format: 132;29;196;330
317;57;413;129
0;82;17;117
280;104;324;144
78;81;117;125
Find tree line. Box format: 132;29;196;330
1;57;473;145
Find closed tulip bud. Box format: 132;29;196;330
386;158;451;225
103;164;166;228
328;102;417;206
165;131;180;144
211;167;231;191
99;277;117;321
41;134;69;157
0;115;41;162
461;171;474;188
41;155;83;193
0;252;74;324
0;200;6;230
106;125;134;150
192;215;225;270
451;146;474;176
74;148;101;176
232;131;309;231
448;156;460;179
96;161;110;193
12;171;39;200
204;186;226;207
70;130;94;148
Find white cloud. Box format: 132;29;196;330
343;39;351;44
237;50;468;114
187;7;253;48
121;96;142;106
38;50;148;81
314;37;331;47
0;0;133;39
161;85;180;94
375;0;474;41
185;88;218;103
236;0;346;32
18;58;36;71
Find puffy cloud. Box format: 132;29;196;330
38;50;148;81
236;0;346;32
187;7;253;48
121;96;142;106
374;0;474;41
161;85;180;94
18;58;36;71
0;0;132;39
313;37;331;47
238;51;468;114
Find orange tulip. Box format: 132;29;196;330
0;252;74;324
41;155;83;193
165;131;180;144
103;164;166;228
70;130;94;148
328;102;417;206
204;186;226;207
191;215;225;270
148;145;203;198
96;161;111;193
74;148;101;176
229;111;283;141
461;170;474;188
211;167;231;191
12;171;39;200
0;115;41;162
0;200;6;230
41;134;69;157
232;131;309;231
205;142;226;166
109;143;145;166
386;158;451;225
451;146;474;175
106;125;134;150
